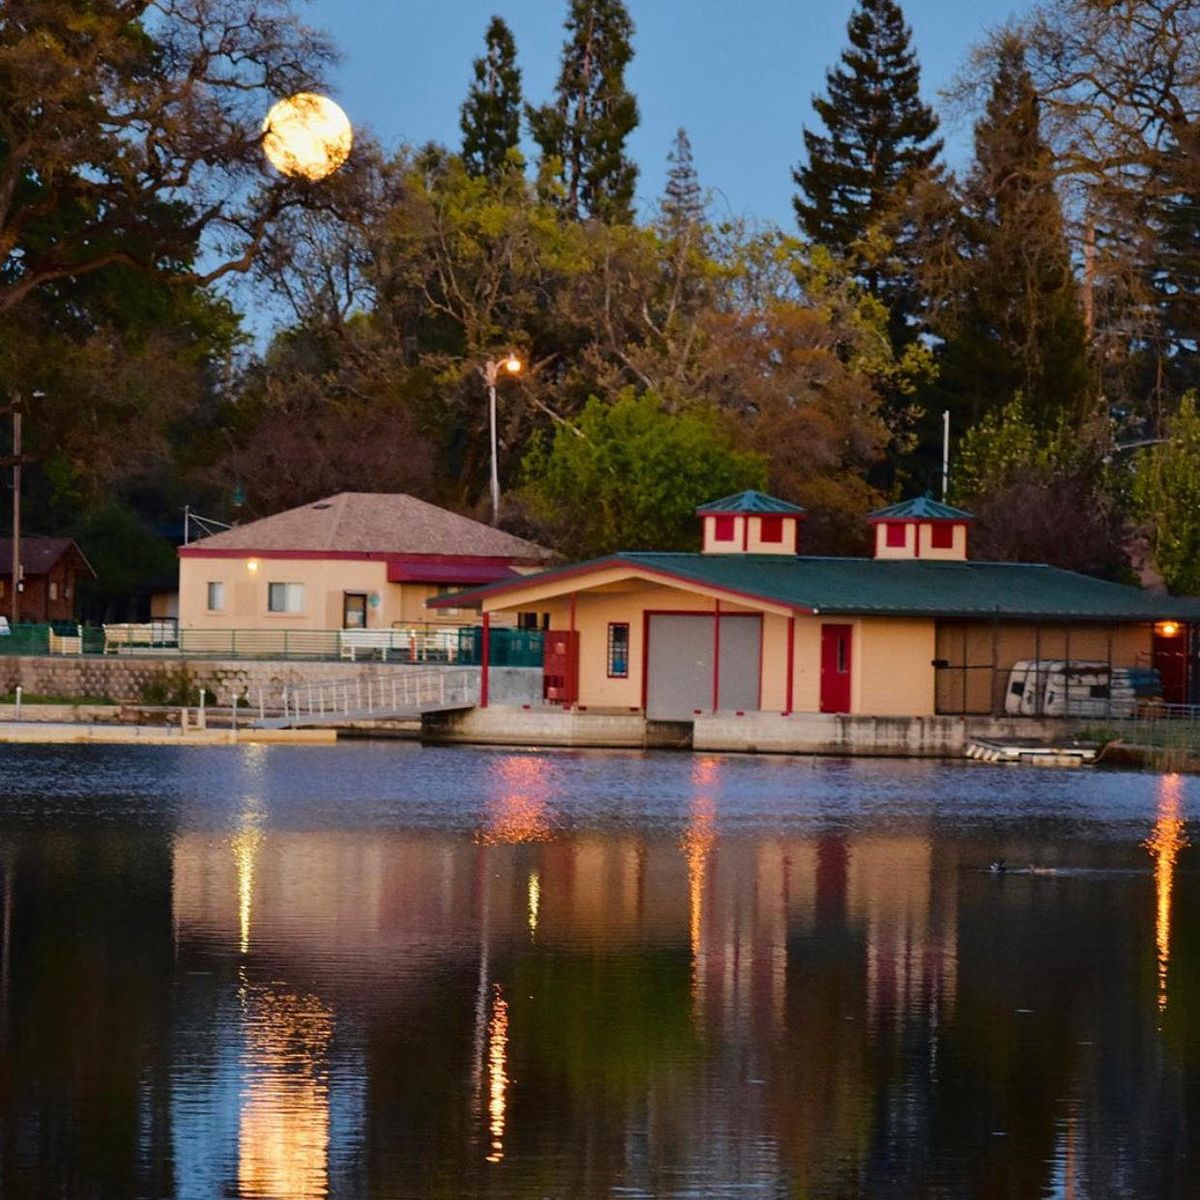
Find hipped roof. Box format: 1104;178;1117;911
429;551;1200;622
179;493;553;561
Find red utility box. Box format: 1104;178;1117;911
543;630;580;705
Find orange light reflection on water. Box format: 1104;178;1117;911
1144;773;1189;1015
237;976;334;1199
485;984;509;1164
681;757;719;1017
478;756;553;845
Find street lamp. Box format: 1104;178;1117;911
480;355;523;525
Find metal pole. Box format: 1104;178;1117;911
14;685;21;721
941;410;950;502
486;362;501;525
10;399;21;624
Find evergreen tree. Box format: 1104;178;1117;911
936;37;1089;429
1148;128;1200;399
460;16;523;179
527;0;639;223
793;0;941;332
662;127;704;235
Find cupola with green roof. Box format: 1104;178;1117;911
867;494;973;561
696;491;806;556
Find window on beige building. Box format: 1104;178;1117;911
267;582;304;613
206;581;225;611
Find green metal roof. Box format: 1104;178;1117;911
695;490;806;515
868;495;974;521
430;551;1200;622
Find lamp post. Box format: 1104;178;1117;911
479;354;523;525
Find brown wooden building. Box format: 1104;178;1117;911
0;537;95;623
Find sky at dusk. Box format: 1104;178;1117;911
304;0;1026;229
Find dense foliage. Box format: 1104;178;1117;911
3;0;1200;608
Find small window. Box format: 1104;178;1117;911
206;581;225;612
760;515;784;544
267;582;304;613
49;581;59;601
886;522;908;548
713;515;736;542
931;523;955;549
607;622;630;678
836;635;848;674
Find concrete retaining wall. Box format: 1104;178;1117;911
426;706;1075;757
424;705;648;748
0;656;541;707
692;712;1062;757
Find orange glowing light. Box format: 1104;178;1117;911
1156;620;1181;638
485;984;509;1164
1144;774;1188;1015
503;354;523;375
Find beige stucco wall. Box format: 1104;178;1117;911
177;556;479;631
854;618;937;716
873;522;968;561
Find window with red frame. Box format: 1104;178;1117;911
760;515;784;543
885;522;908;548
607;623;630;678
713;515;736;541
930;523;955;549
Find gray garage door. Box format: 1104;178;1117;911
646;614;762;720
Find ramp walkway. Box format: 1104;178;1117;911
251;667;479;729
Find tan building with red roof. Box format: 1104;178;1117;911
177;493;553;632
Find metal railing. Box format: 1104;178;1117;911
0;622;543;667
232;667;480;728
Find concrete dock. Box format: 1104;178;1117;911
0;722;336;746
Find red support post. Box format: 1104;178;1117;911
786;615;795;714
712;599;721;713
480;611;491;708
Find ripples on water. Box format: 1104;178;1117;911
0;744;1194;1199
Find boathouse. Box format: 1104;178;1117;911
430;491;1200;720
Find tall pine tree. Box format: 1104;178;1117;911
662;127;704;236
793;0;941;338
527;0;639;223
460;16;523;178
935;37;1089;429
1148;128;1200;400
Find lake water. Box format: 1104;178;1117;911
0;744;1194;1199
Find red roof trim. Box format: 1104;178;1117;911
179;547;543;565
427;555;816;615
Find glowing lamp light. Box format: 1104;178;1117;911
1156;620;1181;638
502;354;523;375
246;558;260;574
262;92;353;181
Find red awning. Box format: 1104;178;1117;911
386;558;520;585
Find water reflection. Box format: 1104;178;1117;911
484;984;509;1164
0;748;1194;1198
1145;773;1189;1015
237;974;333;1199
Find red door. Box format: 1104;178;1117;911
820;624;853;713
543;630;580;705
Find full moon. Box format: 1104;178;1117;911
261;93;353;181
